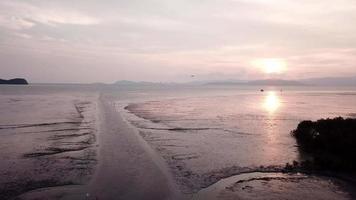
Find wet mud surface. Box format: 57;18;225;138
0;95;98;200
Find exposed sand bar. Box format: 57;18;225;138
87;95;180;200
192;172;354;200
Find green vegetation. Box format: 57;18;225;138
291;117;356;171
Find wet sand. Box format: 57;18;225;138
193;172;355;200
12;95;179;200
0;93;98;199
86;96;179;200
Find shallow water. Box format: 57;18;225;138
120;86;356;193
1;84;356;199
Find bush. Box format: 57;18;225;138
292;117;356;171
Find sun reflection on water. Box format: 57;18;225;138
263;91;281;114
261;91;282;160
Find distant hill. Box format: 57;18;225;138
299;76;356;86
206;77;356;86
113;76;356;87
114;80;165;86
0;78;28;85
206;79;305;86
204;80;244;85
246;79;305;86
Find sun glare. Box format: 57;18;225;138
263;91;281;114
254;58;287;74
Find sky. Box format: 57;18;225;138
0;0;356;83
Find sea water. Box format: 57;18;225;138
1;84;356;199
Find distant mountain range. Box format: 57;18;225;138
206;76;356;86
113;80;167;86
299;76;356;86
206;79;305;86
112;76;356;87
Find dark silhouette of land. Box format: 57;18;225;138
291;117;356;171
0;78;28;85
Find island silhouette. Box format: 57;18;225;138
0;78;28;85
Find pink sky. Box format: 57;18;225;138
0;0;356;83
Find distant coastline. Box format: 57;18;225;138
111;76;356;87
0;78;28;85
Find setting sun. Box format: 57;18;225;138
254;58;287;74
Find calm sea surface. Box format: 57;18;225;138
115;85;356;192
1;84;356;197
